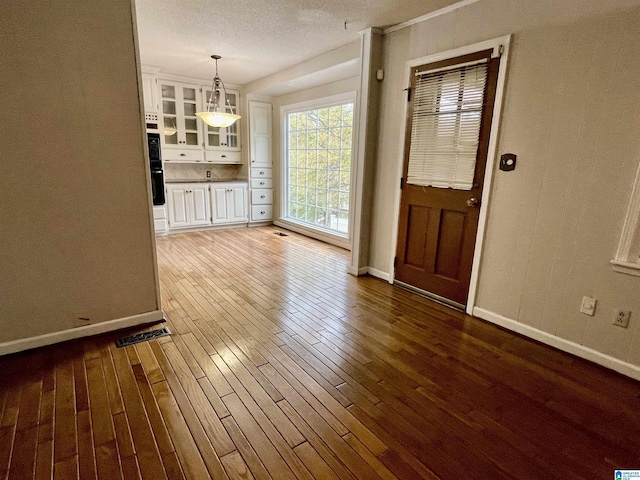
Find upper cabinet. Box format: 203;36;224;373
202;87;241;152
141;73;158;113
159;81;203;151
249;101;272;167
146;73;243;164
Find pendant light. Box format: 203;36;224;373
196;55;241;128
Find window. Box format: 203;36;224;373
611;161;640;276
284;99;355;236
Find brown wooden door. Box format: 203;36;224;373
395;51;500;307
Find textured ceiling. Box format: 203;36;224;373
134;0;462;86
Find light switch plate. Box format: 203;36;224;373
580;296;597;316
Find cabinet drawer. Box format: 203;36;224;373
205;151;241;164
251;178;272;189
251;189;273;205
251;205;273;221
153;206;167;220
163;149;204;162
251;168;272;178
154;218;168;232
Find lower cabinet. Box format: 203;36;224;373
167;184;211;228
211;184;248;224
153;205;168;235
166;182;247;230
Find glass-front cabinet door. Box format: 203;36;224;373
202;87;241;151
160;80;202;149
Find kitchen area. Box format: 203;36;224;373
142;66;274;235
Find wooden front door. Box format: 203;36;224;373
395;50;500;307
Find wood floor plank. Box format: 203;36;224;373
161;341;236;457
110;345;168;480
7;426;37;480
76;409;98;480
221;393;298;480
220;450;255;480
53;454;78;479
150;343;230;480
293;442;340;480
221;417;272;480
150;381;212;480
34;440;53;480
53;359;77;463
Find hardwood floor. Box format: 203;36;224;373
1;226;640;479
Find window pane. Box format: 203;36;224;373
285;101;354;236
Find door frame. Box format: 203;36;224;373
388;35;511;314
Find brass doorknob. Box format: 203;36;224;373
466;197;479;207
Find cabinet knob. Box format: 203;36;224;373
259;171;265;175
180;153;186;157
261;211;265;215
221;155;226;158
260;182;264;185
260;195;265;199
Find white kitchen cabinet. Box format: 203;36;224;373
153;205;168;235
159;81;203;161
141;73;158;113
211;183;248;224
249;101;272;168
167;184;211;228
202;87;241;154
249;101;274;223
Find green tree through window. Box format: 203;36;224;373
286;102;354;235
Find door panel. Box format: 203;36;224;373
395;51;500;307
167;188;189;228
190;186;210;225
404;205;430;268
435;209;466;279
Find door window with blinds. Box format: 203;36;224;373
407;60;489;190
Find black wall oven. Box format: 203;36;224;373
147;132;165;205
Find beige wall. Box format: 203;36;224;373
0;0;159;343
371;0;640;366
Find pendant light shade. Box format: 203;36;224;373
196;55;241;128
195;111;240;128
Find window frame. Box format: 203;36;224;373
611;160;640;276
278;92;357;249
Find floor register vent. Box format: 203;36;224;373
115;326;171;348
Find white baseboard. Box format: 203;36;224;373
0;310;165;356
347;266;369;276
273;220;351;250
473;307;640;382
346;266;391;281
366;267;391;282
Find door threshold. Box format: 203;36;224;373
393;280;466;312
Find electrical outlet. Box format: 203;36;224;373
612;309;631;328
206;170;211;178
580;296;597;316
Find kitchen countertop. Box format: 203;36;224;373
165;179;248;184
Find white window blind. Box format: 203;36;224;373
407;61;488;190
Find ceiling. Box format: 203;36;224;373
134;0;463;86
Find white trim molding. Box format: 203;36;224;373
383;0;481;35
611;158;640;276
474;307;640;382
387;35;512;315
0;310;165;356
